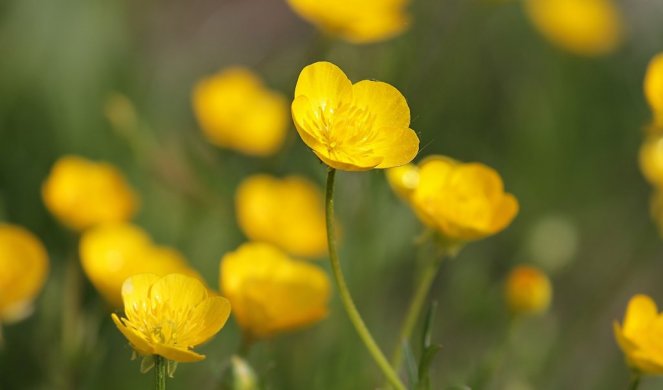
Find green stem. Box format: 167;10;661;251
628;372;641;390
391;257;442;372
62;247;82;389
325;168;406;390
237;332;254;358
154;355;166;390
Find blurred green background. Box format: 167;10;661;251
2;0;663;389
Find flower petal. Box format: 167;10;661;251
291;95;327;153
149;274;208;313
154;344;205;363
351;80;410;129
294;62;352;111
490;193;519;233
372;126;419;169
111;313;154;356
121;273;160;321
185;296;232;346
623;294;658;338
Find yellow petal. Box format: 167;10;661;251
312;148;382;171
294;62;352;110
623;294;658;338
291;95;327;153
351;80;410;130
645;53;663;124
154;344;205;363
111;313;154;356
185;296;232;346
149;274;208;312
490;194;519;233
371;127;419;169
121;273;160;321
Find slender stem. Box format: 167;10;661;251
391;257;442;371
154;355;166;390
62;247;82;389
628;372;641;390
325;168;406;390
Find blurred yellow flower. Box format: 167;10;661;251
392;156;518;245
292;61;419;171
235;174;327;258
112;273;231;362
0;224;49;323
525;0;623;56
286;0;410;44
639;134;663;187
386;163;419;200
504;265;552;316
220;242;330;339
80;223;205;308
645;53;663;127
42;155;138;231
614;294;663;374
193;67;288;157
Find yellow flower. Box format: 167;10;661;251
193;67;288;157
219;242;330;339
80;223;205;308
235;174;327;258
286;0;410;44
645;53;663;127
639;133;663;187
393;156;518;244
385;163;419;200
292;61;419;171
525;0;623;56
42;155;138;231
112;273;231;362
0;224;49;323
614;294;663;374
504;265;552;316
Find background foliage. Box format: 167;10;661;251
2;0;663;388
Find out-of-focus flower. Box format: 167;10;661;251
220;242;330;339
386;163;419;200
80;223;204;308
389;156;518;246
42;155;138;231
639;133;663;187
645;53;663;127
286;0;410;44
292;61;419;171
235;174;327;258
504;265;552;316
193;67;288;157
525;0;623;57
614;294;663;374
112;273;231;362
0;224;49;323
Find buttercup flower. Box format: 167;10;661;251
112;273;231;362
42;155;138;231
220;242;330;339
614;294;663;374
391;156;518;245
386;163;419;200
292;61;419;171
645;53;663;127
235;174;327;258
193;67;288;156
525;0;623;56
0;224;49;323
80;223;205;308
286;0;410;44
504;265;552;316
639;133;663;187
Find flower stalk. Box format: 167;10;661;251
324;168;405;390
628;372;641;390
154;355;166;390
390;254;443;371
